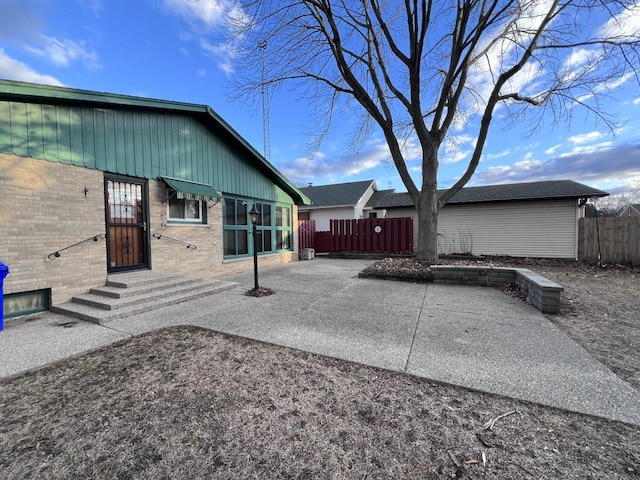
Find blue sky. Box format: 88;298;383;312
1;0;639;196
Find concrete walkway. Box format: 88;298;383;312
2;257;640;425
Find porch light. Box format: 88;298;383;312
249;203;261;225
249;203;261;290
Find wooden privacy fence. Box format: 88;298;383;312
330;217;414;253
579;217;640;266
314;231;333;253
298;219;316;251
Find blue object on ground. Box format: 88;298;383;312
0;263;9;331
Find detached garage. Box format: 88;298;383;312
369;180;608;259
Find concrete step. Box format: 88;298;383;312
74;278;216;310
89;276;202;299
106;271;183;289
51;278;238;324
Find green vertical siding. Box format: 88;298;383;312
10;102;28;157
0;100;294;204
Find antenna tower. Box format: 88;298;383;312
258;41;270;160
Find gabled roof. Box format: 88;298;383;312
367;180;609;208
622;204;640;214
0;80;310;205
299;180;376;208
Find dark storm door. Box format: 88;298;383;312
105;176;150;273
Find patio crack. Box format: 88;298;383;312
404;283;429;373
98;324;135;338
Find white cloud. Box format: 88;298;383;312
442;149;470;164
512;158;544;170
515;142;541;152
0;49;64;86
277;141;395;182
470;142;640;190
200;39;235;75
598;2;640;40
564;48;597;71
463;1;554;116
160;0;246;75
77;0;103;16
545;144;561;155
26;35;100;70
161;0;231;29
568;131;604;144
439;133;474;164
576;71;636;104
562;141;614;156
634;97;640;105
483;149;511;161
604;71;635;90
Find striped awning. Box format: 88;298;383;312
162;177;220;201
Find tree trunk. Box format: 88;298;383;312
415;180;439;263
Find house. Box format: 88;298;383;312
620;204;640;216
367;180;608;259
298;180;389;230
0;80;309;319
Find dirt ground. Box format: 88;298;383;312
1;259;639;479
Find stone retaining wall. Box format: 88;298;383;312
430;265;563;314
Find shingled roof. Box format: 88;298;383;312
299;180;376;208
367;180;608;208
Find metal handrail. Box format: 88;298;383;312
152;233;197;249
47;234;106;260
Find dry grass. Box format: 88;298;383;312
1;259;639;479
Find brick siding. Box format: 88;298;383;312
1;154;106;304
1;155;298;307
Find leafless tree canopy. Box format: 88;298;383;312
595;188;640;216
228;0;640;261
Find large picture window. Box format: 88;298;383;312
223;199;248;256
276;206;292;250
254;202;273;254
167;190;205;224
223;198;293;258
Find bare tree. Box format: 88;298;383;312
594;188;640;216
226;0;640;262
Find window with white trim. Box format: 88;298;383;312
276;206;292;250
167;190;205;224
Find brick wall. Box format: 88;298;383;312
1;156;299;308
0;154;106;304
149;180;298;279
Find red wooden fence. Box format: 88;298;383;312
315;231;333;253
298;219;316;250
330;217;413;253
298;217;414;254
